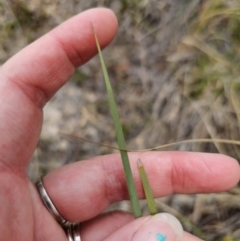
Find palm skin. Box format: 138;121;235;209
0;8;239;241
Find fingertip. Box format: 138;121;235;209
199;153;240;191
220;154;240;188
168;152;240;193
79;7;118;48
47;7;118;69
93;7;119;31
104;213;183;241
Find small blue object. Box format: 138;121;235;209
156;233;166;241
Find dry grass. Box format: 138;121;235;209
1;0;240;240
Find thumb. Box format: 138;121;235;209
131;213;183;241
105;213;183;241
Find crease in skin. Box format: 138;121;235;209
0;61;49;109
9;78;47;109
3;53;74;108
51;31;87;67
0;160;22;178
101;157;129;203
1;36;75;109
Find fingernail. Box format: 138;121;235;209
132;213;183;241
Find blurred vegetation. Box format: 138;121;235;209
185;0;240;101
1;0;240;240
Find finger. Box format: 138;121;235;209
81;212;202;241
0;8;117;172
44;151;240;222
1;8;117;105
81;211;134;241
101;213;183;241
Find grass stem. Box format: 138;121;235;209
138;158;157;215
93;27;142;218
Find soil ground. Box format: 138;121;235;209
1;0;240;240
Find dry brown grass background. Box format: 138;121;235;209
1;0;240;240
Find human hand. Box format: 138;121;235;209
0;8;239;241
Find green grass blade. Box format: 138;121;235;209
177;215;207;240
138;159;158;215
155;200;208;240
93;29;142;218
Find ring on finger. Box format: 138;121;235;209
36;176;81;241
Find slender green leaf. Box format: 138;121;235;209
138;158;157;215
93;28;142;218
177;215;207;240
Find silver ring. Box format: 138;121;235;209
36;176;67;225
66;223;81;241
36;176;81;241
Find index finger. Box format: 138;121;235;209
0;8;118;172
43;151;240;222
1;7;117;107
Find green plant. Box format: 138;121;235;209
93;27;142;218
